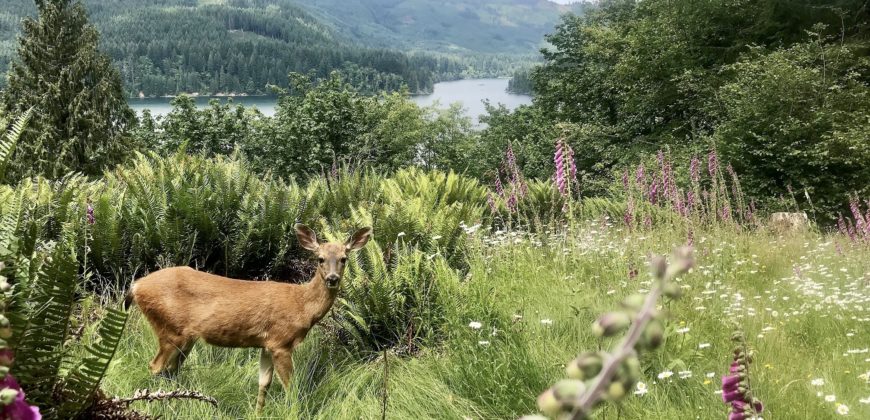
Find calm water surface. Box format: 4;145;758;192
128;78;531;127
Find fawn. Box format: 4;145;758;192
126;224;372;412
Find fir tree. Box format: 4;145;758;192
1;0;135;181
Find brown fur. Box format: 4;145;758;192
128;224;372;412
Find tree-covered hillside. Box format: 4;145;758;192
0;0;466;96
298;0;588;53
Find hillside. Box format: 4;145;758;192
0;0;463;96
296;0;585;53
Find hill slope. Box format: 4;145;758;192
296;0;583;53
0;0;461;96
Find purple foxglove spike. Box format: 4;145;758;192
635;163;645;184
690;156;700;184
86;202;95;225
722;375;741;389
730;362;740;374
708;151;718;178
622;170;629;190
722;389;744;403
753;400;763;413
728;411;746;420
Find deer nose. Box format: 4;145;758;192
326;274;340;284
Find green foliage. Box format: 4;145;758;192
136;72;479;181
0;108;31;182
507;67;534;95
1;0;135;180
482;0;870;218
0;0;473;95
2;201;129;417
477;104;559;180
715;34;870;220
334;242;459;354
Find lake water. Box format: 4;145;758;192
128;78;531;127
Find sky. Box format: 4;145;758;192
549;0;585;4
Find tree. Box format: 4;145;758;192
1;0;135;180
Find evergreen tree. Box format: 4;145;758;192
1;0;135;180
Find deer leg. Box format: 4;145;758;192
175;340;196;373
271;348;295;390
256;348;274;413
151;337;190;377
149;338;182;376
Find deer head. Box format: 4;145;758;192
294;223;372;289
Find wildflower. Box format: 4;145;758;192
657;370;673;379
722;332;763;420
478;340;490;346
825;395;836;402
690;156;700;184
699;343;711;349
540;319;553;326
553;137;576;197
836;403;849;415
678;370;693;379
634;381;648;396
675;327;690;334
859;397;870;404
86;201;95;225
468;321;482;330
811;378;824;386
708;150;718;178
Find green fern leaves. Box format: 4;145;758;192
60;306;129;417
0;108;32;182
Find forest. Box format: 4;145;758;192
0;0;868;419
0;0;515;96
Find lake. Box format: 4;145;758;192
128;78;531;127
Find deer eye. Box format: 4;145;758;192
340;257;347;263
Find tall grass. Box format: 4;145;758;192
96;224;869;419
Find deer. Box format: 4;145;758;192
125;223;372;412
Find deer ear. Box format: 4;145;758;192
294;224;319;251
345;227;372;251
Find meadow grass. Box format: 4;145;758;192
100;223;870;419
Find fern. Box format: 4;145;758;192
60;306;129;417
10;239;78;410
0;108;32;182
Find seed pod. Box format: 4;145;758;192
641;320;664;349
0;279;9;292
592;312;631;337
554;379;587;402
0;315;8;328
607;381;626;400
650;256;667;279
0;328;10;340
537;389;562;417
566;352;605;380
621;294;645;311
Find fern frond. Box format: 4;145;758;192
0;108;33;182
11;239;78;408
60;306;129;417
